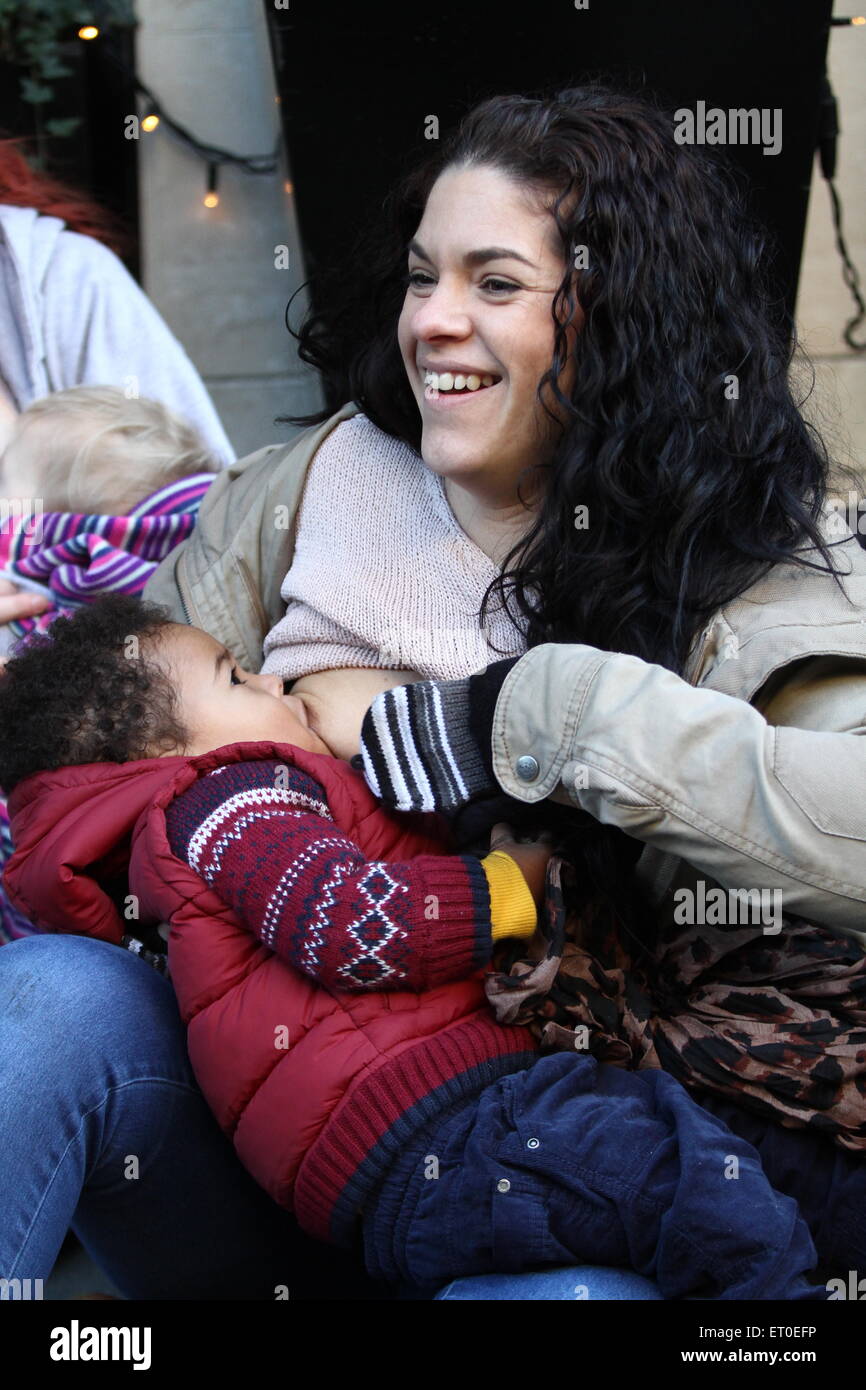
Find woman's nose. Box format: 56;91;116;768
411;282;472;341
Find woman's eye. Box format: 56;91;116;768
230;668;245;686
481;277;520;294
407;269;435;290
406;269;519;295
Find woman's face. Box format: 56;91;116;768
398;162;580;499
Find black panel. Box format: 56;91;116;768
265;0;833;323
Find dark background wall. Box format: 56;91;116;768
0;26;139;276
266;0;833;326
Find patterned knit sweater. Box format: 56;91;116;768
261;413;529;682
165;757;537;991
163;753;538;1238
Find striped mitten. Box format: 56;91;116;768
356;657;520;812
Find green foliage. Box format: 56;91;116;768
0;0;135;135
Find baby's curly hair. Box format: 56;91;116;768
0;594;189;795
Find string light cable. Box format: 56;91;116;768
821;16;866;350
132;75;281;209
82;31;282;208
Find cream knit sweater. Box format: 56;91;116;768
261;413;530;681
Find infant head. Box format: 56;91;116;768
0;385;219;515
0;595;331;794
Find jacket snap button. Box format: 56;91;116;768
496;1178;511;1193
526;1137;540;1150
515;755;540;782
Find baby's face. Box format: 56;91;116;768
0;417;49;506
157;625;422;762
158;625;332;759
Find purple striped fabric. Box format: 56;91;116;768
0;474;215;640
0;472;216;942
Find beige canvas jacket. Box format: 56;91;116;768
144;403;866;944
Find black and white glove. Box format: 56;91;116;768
354;657;520;813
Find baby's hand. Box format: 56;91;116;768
488;821;555;907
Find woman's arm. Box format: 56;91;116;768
490;644;866;938
359;645;866;938
165;759;539;992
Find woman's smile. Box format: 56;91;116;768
422;374;504;407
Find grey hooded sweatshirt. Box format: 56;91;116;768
0;202;233;464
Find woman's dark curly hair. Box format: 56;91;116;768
280;82;851;962
0;595;187;795
287;81;847;667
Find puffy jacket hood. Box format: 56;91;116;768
5;750;191;941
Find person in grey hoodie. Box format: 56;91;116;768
0;199;234;635
0;202;234;464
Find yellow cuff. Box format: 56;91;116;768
481;850;538;941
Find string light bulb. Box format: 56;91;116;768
203;163;220;208
78;25;99;40
141;114;160;133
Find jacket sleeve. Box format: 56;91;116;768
166;761;494;991
490;643;866;936
40;229;235;467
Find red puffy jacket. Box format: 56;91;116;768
5;740;536;1242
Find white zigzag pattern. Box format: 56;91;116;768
263;846;409;987
185;782;410;989
261;836;359;952
187;787;332;876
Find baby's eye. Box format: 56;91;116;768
230;668;246;686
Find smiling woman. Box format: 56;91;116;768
398;169;579;530
2;81;864;1308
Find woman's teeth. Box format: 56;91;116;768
424;371;497;393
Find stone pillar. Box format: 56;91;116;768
797;1;866;485
134;0;323;459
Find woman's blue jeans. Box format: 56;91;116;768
0;934;660;1300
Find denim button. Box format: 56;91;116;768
526;1137;540;1150
496;1178;511;1193
515;755;540;782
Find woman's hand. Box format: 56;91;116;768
0;578;50;625
488;820;555;907
0;580;50;671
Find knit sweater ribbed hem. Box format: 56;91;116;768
294;1012;537;1246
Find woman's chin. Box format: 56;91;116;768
419;434;498;481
